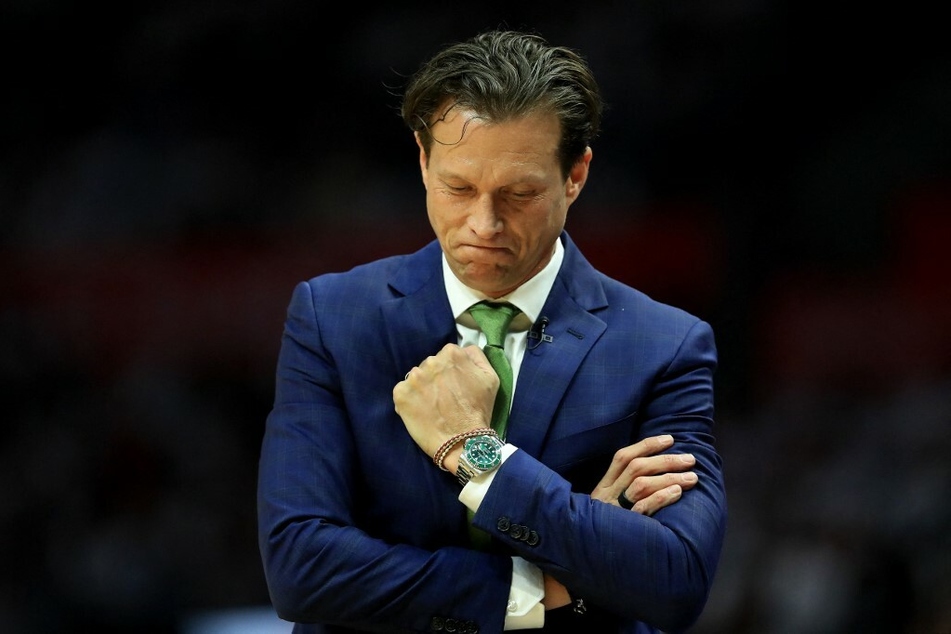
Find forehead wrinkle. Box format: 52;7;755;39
441;133;551;183
437;150;548;189
429;109;560;188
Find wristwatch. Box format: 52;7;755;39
456;434;505;486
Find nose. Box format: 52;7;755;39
467;194;503;238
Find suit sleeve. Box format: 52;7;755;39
473;318;726;633
257;281;512;632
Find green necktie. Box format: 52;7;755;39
465;301;520;550
468;301;520;439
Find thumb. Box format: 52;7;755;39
462;344;494;374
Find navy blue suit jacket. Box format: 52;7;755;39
257;232;727;633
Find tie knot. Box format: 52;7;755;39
468;302;520;348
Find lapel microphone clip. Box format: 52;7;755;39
527;316;553;349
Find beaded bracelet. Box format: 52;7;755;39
432;428;498;471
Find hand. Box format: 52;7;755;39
541;436;696;611
393;343;499;459
542;573;572;611
590;434;698;516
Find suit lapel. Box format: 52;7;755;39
506;233;608;458
381;241;458;376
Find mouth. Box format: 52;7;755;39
458;242;510;253
455;244;513;263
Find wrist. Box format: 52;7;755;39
455;433;505;486
442;446;463;474
432;428;497;471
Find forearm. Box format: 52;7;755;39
473;448;725;632
259;281;515;631
260;522;512;629
258;408;514;630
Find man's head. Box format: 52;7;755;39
402;30;602;179
401;30;601;298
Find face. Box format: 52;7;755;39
417;106;591;298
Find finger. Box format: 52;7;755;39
461;342;490;364
461;344;498;379
623;453;696;481
404;349;441;380
392;380;411;414
677;470;699;492
590;455;696;504
631;484;683;517
411;346;462;378
627;471;698;502
595;435;675;489
624;434;675;460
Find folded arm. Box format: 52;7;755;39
474;319;726;632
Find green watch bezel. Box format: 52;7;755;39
456;434;503;485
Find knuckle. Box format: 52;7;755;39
663;454;682;468
630;476;652;499
611;449;629;468
623;457;648;478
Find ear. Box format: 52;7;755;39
565;147;593;205
415;132;429;189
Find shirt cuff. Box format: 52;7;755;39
458;443;518;512
503;557;545;630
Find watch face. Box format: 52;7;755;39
463;436;502;470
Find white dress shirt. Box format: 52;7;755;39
441;237;565;629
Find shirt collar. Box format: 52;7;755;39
442;236;564;330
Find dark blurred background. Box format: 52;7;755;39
2;1;949;632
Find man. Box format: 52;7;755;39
258;29;726;633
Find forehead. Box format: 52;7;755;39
427;107;562;175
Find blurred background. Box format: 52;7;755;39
1;1;949;632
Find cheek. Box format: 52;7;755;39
429;196;470;225
426;203;443;231
518;207;563;238
426;201;460;237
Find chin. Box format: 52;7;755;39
459;273;510;295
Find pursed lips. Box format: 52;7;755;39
457;242;511;253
